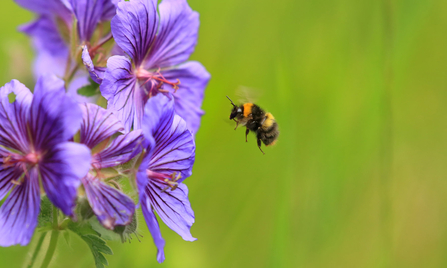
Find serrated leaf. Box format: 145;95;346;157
77;83;99;97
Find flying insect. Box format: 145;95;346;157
227;95;279;154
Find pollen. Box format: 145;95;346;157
136;67;181;95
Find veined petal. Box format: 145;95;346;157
80;103;124;149
0;148;24;201
82;46;106;84
161;61;210;135
143;94;195;183
101;0;120;21
144;0;199;69
19;16;68;57
142;92;175;140
146;180;195;241
0;169;40;247
32;50;68;79
40;142;91;216
82;174;135;229
112;0;159;66
93;130;144;168
101;56;145;132
70;0;108;41
30;74;83;150
14;0;71;19
0;80;32;153
139;186;166;263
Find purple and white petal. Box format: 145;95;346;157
93;130;144;168
144;0;199;69
80;103;124;149
161;61;210;135
0;80;33;153
146;180;195;241
0;169;40;246
40;142;91;216
19;16;68;57
30;74;83;150
82;46;106;84
82;174;135;229
112;0;159;66
101;56;145;132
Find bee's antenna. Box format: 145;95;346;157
226;95;236;107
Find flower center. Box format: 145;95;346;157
136;68;181;97
146;170;182;192
2;152;41;185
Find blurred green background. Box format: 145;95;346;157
1;0;447;267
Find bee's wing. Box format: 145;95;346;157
235;86;263;104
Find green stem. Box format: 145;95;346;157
27;233;46;268
40;206;59;268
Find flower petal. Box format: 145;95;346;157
0;169;40;246
139;184;166;263
82;174;135;229
15;0;71;18
0;148;25;201
146;180;195;241
80;103;124;149
0;80;33;153
70;0;108;41
143;94;195;182
19;16;68;57
144;0;199;68
101;0;120;21
82;45;106;84
101;56;145;132
111;0;159;66
93;129;144;168
30;74;83;150
161;61;210;135
40;142;91;216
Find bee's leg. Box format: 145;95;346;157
233;119;239;130
257;138;265;155
245;128;250;142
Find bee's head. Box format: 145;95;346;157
227;96;241;119
229;106;242;120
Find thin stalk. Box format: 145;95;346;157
40;206;59;268
26;233;46;268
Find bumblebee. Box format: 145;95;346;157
227;96;279;154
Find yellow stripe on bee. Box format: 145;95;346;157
262;113;275;129
243;103;253;117
266;140;277;147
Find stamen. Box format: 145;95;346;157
146;170;182;192
136;68;181;95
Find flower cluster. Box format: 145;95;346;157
1;0;209;264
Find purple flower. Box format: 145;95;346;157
137;93;196;263
79;103;144;229
16;0;119;85
0;75;91;246
101;0;210;134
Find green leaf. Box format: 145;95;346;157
68;220;113;268
77;82;99;97
81;234;113;268
63;231;71;246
